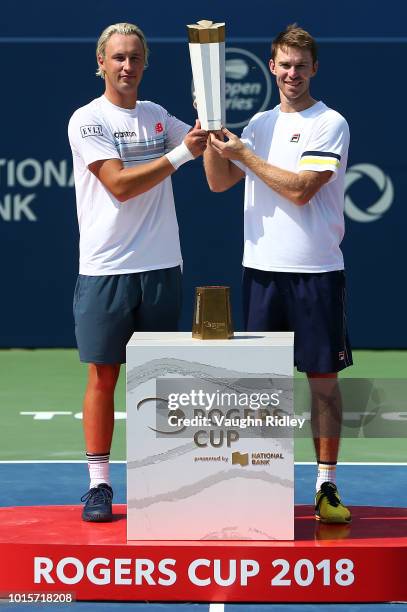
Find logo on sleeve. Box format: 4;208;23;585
80;125;103;138
290;133;300;143
155;122;164;133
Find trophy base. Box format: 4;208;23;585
192;329;233;340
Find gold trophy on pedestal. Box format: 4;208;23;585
192;286;234;340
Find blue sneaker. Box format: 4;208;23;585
81;483;113;522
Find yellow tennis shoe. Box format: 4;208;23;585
315;481;351;524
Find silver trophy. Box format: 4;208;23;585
187;20;226;131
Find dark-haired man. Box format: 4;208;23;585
204;25;352;524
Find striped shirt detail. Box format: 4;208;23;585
299;157;341;168
299;150;341;169
115;134;166;163
301;151;341;160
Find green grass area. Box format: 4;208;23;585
0;349;126;461
295;353;407;462
0;349;406;462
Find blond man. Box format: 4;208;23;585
68;23;207;521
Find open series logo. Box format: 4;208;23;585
191;47;272;129
225;48;272;128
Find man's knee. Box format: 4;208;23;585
88;364;120;394
307;372;338;394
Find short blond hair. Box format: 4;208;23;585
272;24;318;64
96;22;149;78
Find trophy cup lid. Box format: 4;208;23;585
187;20;225;44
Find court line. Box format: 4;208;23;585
209;605;224;612
1;460;406;465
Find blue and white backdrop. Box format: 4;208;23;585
0;1;405;348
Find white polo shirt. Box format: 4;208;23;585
239;101;350;273
68;96;190;275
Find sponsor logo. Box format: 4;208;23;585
114;131;137;138
290;133;300;143
80;125;103;138
339;351;345;361
155;122;164;133
225;48;272;128
0;158;73;223
203;320;226;330
345;163;394;223
232;451;249;466
232;450;284;467
191;47;272;129
251;452;283;465
33;556;261;587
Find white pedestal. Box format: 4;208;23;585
126;332;294;540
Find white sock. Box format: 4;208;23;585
86;452;110;489
316;462;337;491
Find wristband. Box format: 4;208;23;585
166;141;195;170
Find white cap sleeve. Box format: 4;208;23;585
68;109;120;167
298;113;350;176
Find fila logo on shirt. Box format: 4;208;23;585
290;133;300;143
80;125;103;138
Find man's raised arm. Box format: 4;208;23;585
209;127;332;205
89;120;208;202
203;130;245;192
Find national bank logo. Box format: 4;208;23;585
345;163;394;223
225;48;272;128
232;451;249;466
0;158;74;222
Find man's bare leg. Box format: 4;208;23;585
308;372;351;523
83;363;121;455
308;372;341;472
81;363;120;522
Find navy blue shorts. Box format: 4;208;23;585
242;267;353;374
73;266;182;365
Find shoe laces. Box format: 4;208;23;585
319;482;340;507
81;484;112;504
